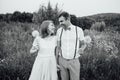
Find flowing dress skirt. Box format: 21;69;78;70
29;55;57;80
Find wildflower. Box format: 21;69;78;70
0;59;5;63
84;36;92;44
32;30;40;38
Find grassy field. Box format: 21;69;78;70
0;21;120;80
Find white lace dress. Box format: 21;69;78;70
29;36;57;80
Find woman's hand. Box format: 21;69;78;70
30;46;38;54
77;48;84;55
57;64;60;71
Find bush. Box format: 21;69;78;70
32;2;61;25
80;29;120;80
90;21;106;32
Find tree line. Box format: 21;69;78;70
0;2;95;30
0;11;33;23
0;2;120;31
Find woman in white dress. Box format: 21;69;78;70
29;20;57;80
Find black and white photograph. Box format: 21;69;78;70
0;0;120;80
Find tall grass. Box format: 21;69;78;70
0;22;120;80
0;22;38;80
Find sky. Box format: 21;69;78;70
0;0;120;17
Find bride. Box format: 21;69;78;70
29;20;57;80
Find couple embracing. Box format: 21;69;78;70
29;11;86;80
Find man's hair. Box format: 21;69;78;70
40;20;53;38
58;11;70;20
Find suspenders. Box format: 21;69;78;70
74;26;78;59
59;28;63;57
59;26;78;59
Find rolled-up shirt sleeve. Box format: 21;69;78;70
78;27;85;41
30;37;39;53
56;28;62;41
77;27;86;49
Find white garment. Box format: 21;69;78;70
29;36;57;80
57;25;85;59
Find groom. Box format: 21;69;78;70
56;11;86;80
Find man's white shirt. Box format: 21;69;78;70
57;24;85;59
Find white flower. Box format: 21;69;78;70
0;59;5;62
84;36;92;44
32;30;39;38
